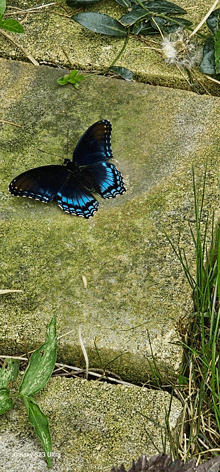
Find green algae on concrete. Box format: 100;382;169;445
1;58;220;384
0;376;182;471
0;0;219;95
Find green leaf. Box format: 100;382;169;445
131;19;155;34
200;50;216;75
23;396;52;467
203;37;215;57
73;12;127;36
68;69;85;84
57;75;70;85
141;0;187;14
120;10;150;26
151;16;192;33
131;19;144;34
206;8;220;34
1;19;24;33
0;388;13;415
178;375;188;386
200;38;216;74
214;29;220;74
57;70;85;87
19;315;57;397
110;66;133;80
121;0;187;25
0;359;19;388
0;360;19;415
120;0;187;27
0;0;6;16
66;0;101;6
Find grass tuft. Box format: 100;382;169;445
165;167;220;461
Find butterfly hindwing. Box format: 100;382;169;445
81;162;126;198
56;174;99;218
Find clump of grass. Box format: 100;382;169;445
165;168;220;461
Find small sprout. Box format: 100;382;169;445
57;70;85;88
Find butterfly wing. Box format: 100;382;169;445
73;120;113;166
8;165;68;203
9;165;99;218
82;162;126;198
56;174;99;218
72;119;126;199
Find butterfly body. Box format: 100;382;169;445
8;120;126;218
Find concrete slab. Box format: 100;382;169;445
0;0;219;95
1;57;220;384
1;2;219;467
0;376;182;471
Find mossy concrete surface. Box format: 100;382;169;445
1;57;220;384
0;376;182;471
0;0;219;95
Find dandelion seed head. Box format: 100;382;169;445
161;29;202;69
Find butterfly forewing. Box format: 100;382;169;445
9;166;69;203
73;120;113;166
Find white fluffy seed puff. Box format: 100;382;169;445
161;30;202;69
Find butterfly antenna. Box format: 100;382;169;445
37;148;64;160
66;128;69;159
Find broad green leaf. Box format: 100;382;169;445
1;19;24;33
19;315;57;397
0;359;19;388
23;396;52;467
131;19;144;34
137;15;192;36
131;19;155;34
214;29;220;74
122;0;186;24
0;0;6;16
0;388;13;415
203;37;215;57
66;0;101;6
200;50;216;75
141;0;186;14
120;10;150;26
151;16;192;33
206;8;220;34
110;66;133;80
73;12;127;36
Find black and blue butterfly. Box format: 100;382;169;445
8;120;126;218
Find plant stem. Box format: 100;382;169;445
104;35;129;73
190;0;219;37
135;0;150;12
